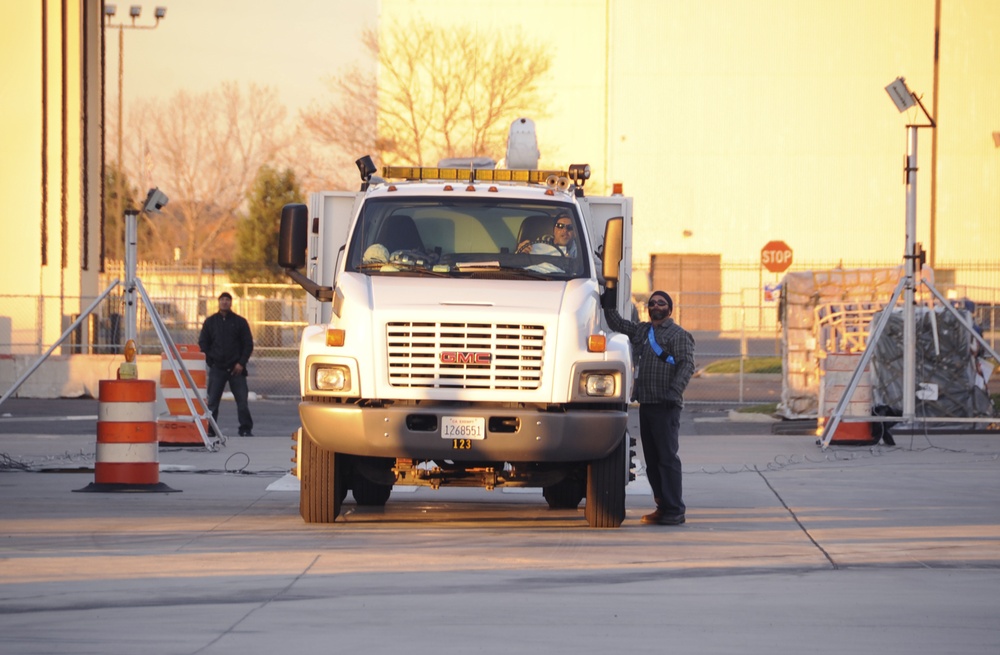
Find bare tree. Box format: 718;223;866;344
102;162;142;262
300;19;551;175
123;82;289;262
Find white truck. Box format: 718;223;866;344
278;146;635;528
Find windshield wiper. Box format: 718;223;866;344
456;264;554;280
356;262;449;277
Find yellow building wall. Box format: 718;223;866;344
381;0;1000;292
1;3;43;290
933;2;1000;272
0;1;103;353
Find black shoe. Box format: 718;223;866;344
640;509;685;525
238;430;253;437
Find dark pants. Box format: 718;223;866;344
638;402;685;517
206;366;253;433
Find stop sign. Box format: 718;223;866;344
761;240;793;273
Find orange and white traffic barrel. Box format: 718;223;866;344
75;379;178;493
157;344;210;446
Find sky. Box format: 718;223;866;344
108;0;379;118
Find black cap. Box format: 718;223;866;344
649;290;673;313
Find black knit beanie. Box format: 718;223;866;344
649;290;673;313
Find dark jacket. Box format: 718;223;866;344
198;311;254;375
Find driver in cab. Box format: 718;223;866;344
517;213;578;258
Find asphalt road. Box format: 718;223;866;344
0;391;780;440
1;399;998;654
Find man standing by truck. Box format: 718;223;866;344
602;289;695;525
199;292;255;436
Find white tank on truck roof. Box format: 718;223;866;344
505;117;540;169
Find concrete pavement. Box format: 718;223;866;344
0;399;998;654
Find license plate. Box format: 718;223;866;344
441;416;485;440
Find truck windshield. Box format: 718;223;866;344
345;197;589;280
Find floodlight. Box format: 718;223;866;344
104;4;117;16
885;77;916;112
356;156;376;182
568;164;591;185
143;187;168;213
155;6;166;18
819;75;986;450
129;5;141;17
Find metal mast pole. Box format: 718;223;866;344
124;208;139;343
902;125;918;421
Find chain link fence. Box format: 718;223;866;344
1;259;310;398
2;260;996;403
0;292;785;403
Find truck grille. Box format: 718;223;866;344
386;322;545;390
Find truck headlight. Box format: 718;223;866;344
314;365;350;391
584;373;616;397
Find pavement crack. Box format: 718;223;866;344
190;554;321;655
755;466;839;570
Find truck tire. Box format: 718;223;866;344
299;432;344;523
352;475;393;506
584;435;626;528
349;456;394;506
542;473;585;509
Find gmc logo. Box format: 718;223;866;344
440;351;492;366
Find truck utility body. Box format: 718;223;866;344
279;159;634;528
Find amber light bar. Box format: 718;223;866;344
382;166;567;185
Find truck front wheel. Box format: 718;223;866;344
542;472;586;509
584;435;627;528
299;431;345;523
351;456;394;506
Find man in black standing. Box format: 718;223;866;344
602;289;695;525
199;292;255;436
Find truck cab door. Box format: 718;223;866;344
580;195;633;318
307;191;363;324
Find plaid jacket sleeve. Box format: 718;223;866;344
603;305;642;340
663;322;696;399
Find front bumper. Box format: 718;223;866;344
299;401;627;462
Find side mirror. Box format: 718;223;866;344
278;203;334;302
602;217;623;289
278;203;309;269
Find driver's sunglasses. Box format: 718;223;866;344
554;221;573;231
648;300;669;307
